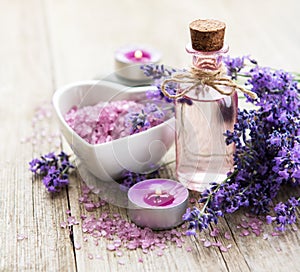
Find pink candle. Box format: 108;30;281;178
124;49;152;62
115;45;161;81
128;179;189;230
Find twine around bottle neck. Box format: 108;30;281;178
161;65;257;100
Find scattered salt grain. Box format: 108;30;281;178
211;241;222;247
157;250;164;256
116;250;123;257
186;246;192;252
95;254;103;260
17;234;28;241
240;230;250;236
74;242;81;250
252;229;261;237
210;228;220;237
219;245;228;252
84;203;95;212
224;231;231;240
263;233;269;240
189;198;197;204
240;222;249;229
60;221;67;229
107;244;116;251
203;240;212;247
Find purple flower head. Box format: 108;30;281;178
29;151;73;193
224;55;246;79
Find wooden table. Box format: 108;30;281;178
1;0;300;271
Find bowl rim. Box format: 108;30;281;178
52;80;175;148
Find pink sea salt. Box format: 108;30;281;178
107;244;116;251
186;246;192;252
74;242;81;250
203;240;212;247
224;231;231;240
240;229;250;236
210;228;220;237
17;234;28;241
64;100;144;145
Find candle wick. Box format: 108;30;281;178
155;187;162;196
134;50;143;59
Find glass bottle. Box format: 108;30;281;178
176;19;238;192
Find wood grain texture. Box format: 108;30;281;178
1;0;300;271
0;0;75;270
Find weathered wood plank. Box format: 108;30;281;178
0;0;75;271
224;186;300;272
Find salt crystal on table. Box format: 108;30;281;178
263;233;269;240
116;250;123;257
252;229;261;237
212;241;222;247
74;242;81;250
107;244;116;251
17;234;27;241
186;246;192;252
292;226;298;232
241;230;250;236
224;231;231;240
240;222;249;229
60;222;67;229
157;250;164;256
127;242;137;250
84;203;95;212
210;228;220;237
219;245;228;252
203;240;212;247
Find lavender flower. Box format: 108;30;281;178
119;169;159;190
141;64;181;104
141;64;176;80
184;56;300;234
224;55;257;79
29;151;74;193
266;197;300;231
125;103;166;134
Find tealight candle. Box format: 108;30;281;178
128;179;189;230
114;45;162;82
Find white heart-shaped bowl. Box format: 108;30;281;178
52;80;175;181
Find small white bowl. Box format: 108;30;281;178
52;80;175;181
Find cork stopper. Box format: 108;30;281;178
189;19;226;52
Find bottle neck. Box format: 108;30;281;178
186;43;229;70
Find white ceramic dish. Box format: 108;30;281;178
52;80;175;181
